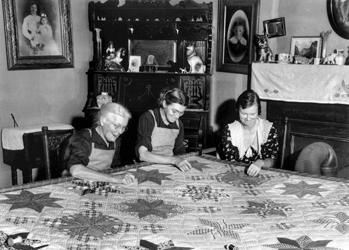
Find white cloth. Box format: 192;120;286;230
227;117;272;159
251;63;349;105
2;123;74;150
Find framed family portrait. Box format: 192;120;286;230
290;36;322;59
216;0;260;74
327;0;349;39
263;17;286;38
2;0;74;70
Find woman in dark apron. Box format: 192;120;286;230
136;88;192;172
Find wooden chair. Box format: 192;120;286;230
181;114;204;154
281;116;349;170
42;126;75;179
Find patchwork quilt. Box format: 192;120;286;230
0;154;349;250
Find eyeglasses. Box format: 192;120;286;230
107;119;128;133
169;106;185;117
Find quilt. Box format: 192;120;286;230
0;154;349;250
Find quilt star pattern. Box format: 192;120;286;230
133;169;173;185
0;154;348;250
0;190;63;212
113;196;193;223
276;180;329;198
263;235;341;250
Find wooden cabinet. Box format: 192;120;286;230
84;71;211;164
84;0;213;164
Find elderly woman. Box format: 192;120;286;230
68;103;135;184
135;88;192;172
221;89;279;176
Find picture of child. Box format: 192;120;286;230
229;21;247;58
34;14;60;55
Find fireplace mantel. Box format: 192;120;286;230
251;63;349;105
251;63;349;176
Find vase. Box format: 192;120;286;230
335;49;345;65
96;92;112;108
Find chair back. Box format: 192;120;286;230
295;142;338;177
281;116;349;170
181;114;204;154
42;126;74;179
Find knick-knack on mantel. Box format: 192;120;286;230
96;92;112;108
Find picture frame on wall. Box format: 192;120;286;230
290;36;322;59
327;0;349;40
216;0;260;74
2;0;74;70
263;17;286;38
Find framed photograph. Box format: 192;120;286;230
327;0;349;39
290;36;322;59
2;0;74;70
128;56;141;72
216;0;260;74
263;17;286;38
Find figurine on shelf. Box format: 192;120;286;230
180;43;206;73
255;34;273;63
346;46;349;65
105;41;116;59
323;52;337;65
323;49;345;65
143;55;159;72
320;30;332;59
105;46;126;71
336;49;345;65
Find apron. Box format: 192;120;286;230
149;110;180;157
86;129;116;171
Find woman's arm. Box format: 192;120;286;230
70;164;134;184
173;120;186;155
247;125;279;176
138;146;191;172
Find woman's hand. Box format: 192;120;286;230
246;159;264;177
173;158;192;172
111;172;135;185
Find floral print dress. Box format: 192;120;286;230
221;124;279;164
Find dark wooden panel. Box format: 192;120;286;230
267;101;349;124
118;73;180;116
267;101;349;175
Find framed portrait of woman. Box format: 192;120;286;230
2;0;74;70
216;0;260;74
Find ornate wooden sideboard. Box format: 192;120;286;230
85;0;213;164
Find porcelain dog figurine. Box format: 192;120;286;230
180;43;206;73
323;51;338;65
255;34;273;63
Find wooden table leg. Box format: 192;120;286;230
11;166;17;186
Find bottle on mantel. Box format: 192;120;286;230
96;92;112;108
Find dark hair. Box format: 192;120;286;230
232;19;247;35
157;88;189;108
40;14;48;23
236;89;261;115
